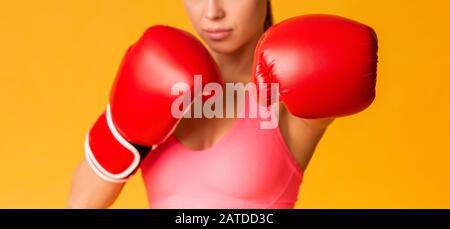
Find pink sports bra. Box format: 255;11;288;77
140;95;303;209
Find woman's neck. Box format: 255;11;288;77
210;32;263;84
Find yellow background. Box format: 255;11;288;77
1;0;449;208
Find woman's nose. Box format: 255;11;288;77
205;0;225;20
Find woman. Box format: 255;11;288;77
69;0;376;209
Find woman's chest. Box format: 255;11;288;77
141;123;302;202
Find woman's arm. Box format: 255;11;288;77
300;118;335;131
279;106;334;171
68;160;124;209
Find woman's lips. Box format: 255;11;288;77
204;29;233;41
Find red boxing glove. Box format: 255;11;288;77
253;14;378;118
85;26;221;182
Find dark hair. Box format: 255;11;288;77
264;1;273;31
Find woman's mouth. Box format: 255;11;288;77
204;28;233;41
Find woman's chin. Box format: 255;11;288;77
205;40;240;55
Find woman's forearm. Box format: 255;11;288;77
68;160;124;209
